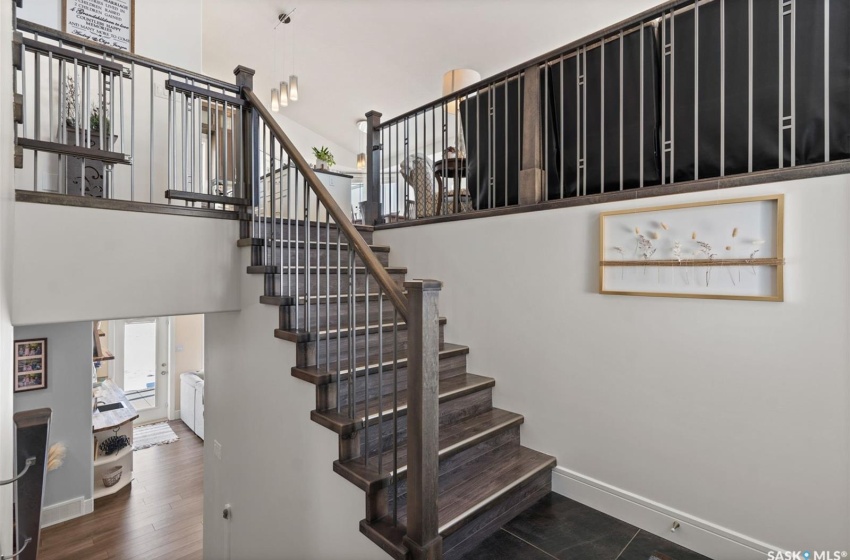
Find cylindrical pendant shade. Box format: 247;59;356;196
442;69;480;115
271;89;280;112
279;81;289;107
289;75;299;101
356;153;366;170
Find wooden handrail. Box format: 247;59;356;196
241;86;409;320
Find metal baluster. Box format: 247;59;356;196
222;101;229;197
294;168;300;327
21;44;27;140
748;0;754;172
619;31;624;190
640;23;645;186
34;51;40;189
790;0;796;167
348;245;355;418
504;80;508;207
670;10;676;183
694;0;700;180
378;286;384;473
602;38;609;192
287;155;292;304
325;213;330;367
150;67;154;202
662;17;667;185
305;181;311;334
392;309;399;524
576;49;581;195
167;75;173;197
213;98;219;197
270;134;276;270
364;273;370;466
825;0;830;161
130;61;135;199
395;123;399;219
720;1;726;176
315;194;320;357
336;229;342;410
98;63;103;151
207;95;212;196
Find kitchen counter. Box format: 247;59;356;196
92;379;139;433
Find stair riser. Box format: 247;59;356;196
443;468;552;560
390;427;521;510
359;388;493;460
268;271;406;298
319;353;469;412
296;323;445;369
253;246;389;268
281;298;397;331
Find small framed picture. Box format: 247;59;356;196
14;338;47;392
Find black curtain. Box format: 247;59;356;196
459;77;523;210
669;0;850;181
545;25;661;197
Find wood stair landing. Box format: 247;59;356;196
237;234;556;559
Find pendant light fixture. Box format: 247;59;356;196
275;10;298;107
356;120;367;170
279;81;289;107
271;89;280;112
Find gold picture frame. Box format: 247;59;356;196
598;194;785;302
63;0;136;53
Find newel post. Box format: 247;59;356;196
519;64;544;205
402;280;443;560
234;65;256;238
362;110;383;225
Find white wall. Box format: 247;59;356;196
203;250;384;560
12;203;241;326
0;0;16;554
375;176;850;559
18;0;204;73
13;322;94;519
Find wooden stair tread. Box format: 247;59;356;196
431;445;555;536
292;343;469;385
361;446;555;559
334;408;524;491
247;265;406;275
274;316;446;343
310;373;495;435
237;237;390;252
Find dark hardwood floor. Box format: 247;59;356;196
461;493;712;560
38;420;203;560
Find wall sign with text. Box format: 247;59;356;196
63;0;135;52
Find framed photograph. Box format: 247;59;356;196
599;195;785;301
14;338;48;392
63;0;135;53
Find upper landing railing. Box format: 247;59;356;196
363;0;850;226
12;16;247;209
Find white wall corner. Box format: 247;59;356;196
551;467;777;560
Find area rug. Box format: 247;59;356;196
133;422;179;450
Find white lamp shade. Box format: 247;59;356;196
279;82;289;107
271;89;280;112
289;75;299;101
356;153;366;170
442;69;480;114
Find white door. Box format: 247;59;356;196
114;317;170;423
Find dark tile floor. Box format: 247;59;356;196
461;493;713;560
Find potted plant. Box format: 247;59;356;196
64;77;112;145
312;146;335;170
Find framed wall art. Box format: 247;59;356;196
14;338;48;392
63;0;135;53
599;195;784;301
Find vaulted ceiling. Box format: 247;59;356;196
202;0;659;155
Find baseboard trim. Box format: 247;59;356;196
551;467;777;560
41;496;93;528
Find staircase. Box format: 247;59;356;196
228;70;556;559
238;223;555;559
